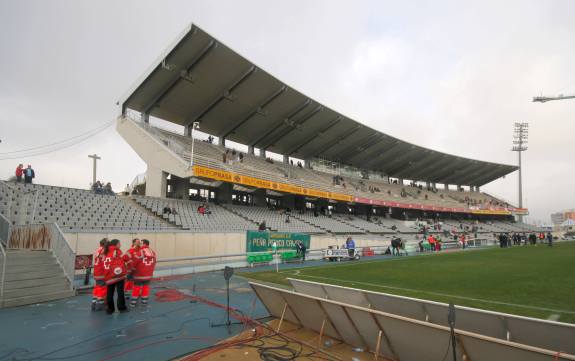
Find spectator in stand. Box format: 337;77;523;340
15;164;24;182
163;206;171;215
170;206;178;215
197;204;205;215
104;182;114;196
124;184;130;195
24;164;35;184
258;220;267;231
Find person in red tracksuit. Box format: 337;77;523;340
130;239;156;308
91;238;108;311
103;239;131;314
124;238;141;301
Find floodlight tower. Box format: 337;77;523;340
512;123;528;222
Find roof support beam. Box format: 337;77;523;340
393;152;440;180
185;66;257;127
142;40;217;115
251;99;311;147
426;161;465;183
407;156;452;180
303;125;362;159
366;144;409;169
333;133;381;162
286;115;342;155
219;86;287;139
343;136;387;163
260;105;323;149
349;140;398;166
441;163;481;185
379;148;422;176
472;166;510;186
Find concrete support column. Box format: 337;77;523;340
426;181;430;188
259;149;266;158
444;183;449;190
283;154;289;165
145;164;167;198
457;185;462;191
476;186;480;192
304;159;310;168
282;194;295;210
219;137;226;148
432;183;437;189
398;179;404;186
216;182;233;204
248;145;255;155
253;189;267;207
141;113;149;123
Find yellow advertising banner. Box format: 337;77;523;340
193;165;353;202
470;209;512;215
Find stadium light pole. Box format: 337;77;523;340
189;122;200;169
88;154;101;186
512;123;528;222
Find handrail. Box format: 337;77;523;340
0;212;10;304
0;238;6;305
49;223;76;290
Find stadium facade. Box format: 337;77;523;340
117;24;526;219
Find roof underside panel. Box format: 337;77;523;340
122;24;517;186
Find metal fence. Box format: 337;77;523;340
49;223;75;290
289;278;575;356
251;282;575;361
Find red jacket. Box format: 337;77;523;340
125;246;140;272
15;167;23;177
132;245;157;281
93;246;106;281
103;246;128;285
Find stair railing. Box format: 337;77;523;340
0;213;10;304
48;223;75;290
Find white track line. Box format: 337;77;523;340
286;273;575;315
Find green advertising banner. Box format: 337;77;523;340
246;231;310;252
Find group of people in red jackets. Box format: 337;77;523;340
91;238;157;314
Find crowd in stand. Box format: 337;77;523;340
91;181;115;195
222;149;244;164
14;164;35;184
91;237;157;314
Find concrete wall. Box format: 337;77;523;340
64;232;392;258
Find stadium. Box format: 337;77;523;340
1;17;574;361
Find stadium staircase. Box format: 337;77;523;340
0;249;75;308
218;204;259;228
123;196;180;229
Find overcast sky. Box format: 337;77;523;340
1;0;574;224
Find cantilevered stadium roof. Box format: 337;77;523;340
120;24;517;186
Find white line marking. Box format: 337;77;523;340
291;274;575;315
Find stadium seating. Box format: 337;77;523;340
0;181;175;232
143;123;510;211
133;196;254;232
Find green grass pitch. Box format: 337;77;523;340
241;242;575;324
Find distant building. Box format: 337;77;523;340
550;209;575;225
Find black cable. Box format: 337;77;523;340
441;332;452;361
0;122;113;161
0;120;114;155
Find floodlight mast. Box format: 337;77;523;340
532;94;575;103
512;123;528;222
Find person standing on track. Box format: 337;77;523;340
130;239;157;308
91;238;108;311
103;239;129;314
124;238;141;301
